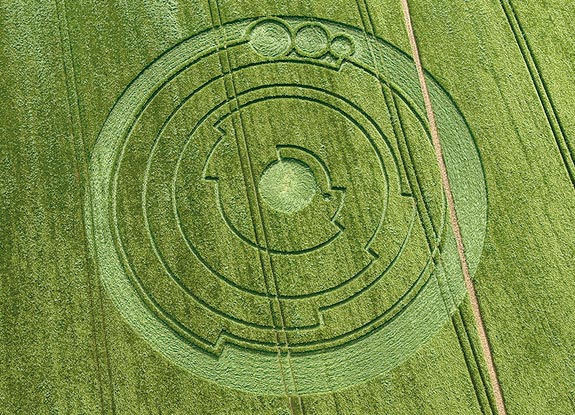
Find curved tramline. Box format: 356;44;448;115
86;17;486;394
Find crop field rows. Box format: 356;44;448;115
2;0;575;414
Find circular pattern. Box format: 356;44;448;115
249;20;292;57
331;34;355;58
175;89;390;298
259;159;317;214
295;24;330;57
87;17;487;395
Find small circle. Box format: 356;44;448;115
295;24;329;58
249;20;292;57
330;35;354;58
259;159;317;213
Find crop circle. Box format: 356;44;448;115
87;17;486;395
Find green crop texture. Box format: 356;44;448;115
1;1;574;414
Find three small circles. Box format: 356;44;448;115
249;19;355;59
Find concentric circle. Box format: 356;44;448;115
87;17;487;395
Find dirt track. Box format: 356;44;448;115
400;1;507;414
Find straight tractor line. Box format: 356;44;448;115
499;0;575;189
54;0;116;413
355;0;493;411
399;1;507;414
393;74;494;415
206;2;304;414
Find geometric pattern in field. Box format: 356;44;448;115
87;17;487;394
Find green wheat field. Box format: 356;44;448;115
1;1;575;414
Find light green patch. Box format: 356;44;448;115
295;23;330;57
249;19;292;58
330;34;355;59
259;158;318;214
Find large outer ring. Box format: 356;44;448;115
86;17;487;394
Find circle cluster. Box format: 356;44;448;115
249;19;355;59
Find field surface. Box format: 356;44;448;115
1;1;575;414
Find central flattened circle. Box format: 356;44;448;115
258;158;317;213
